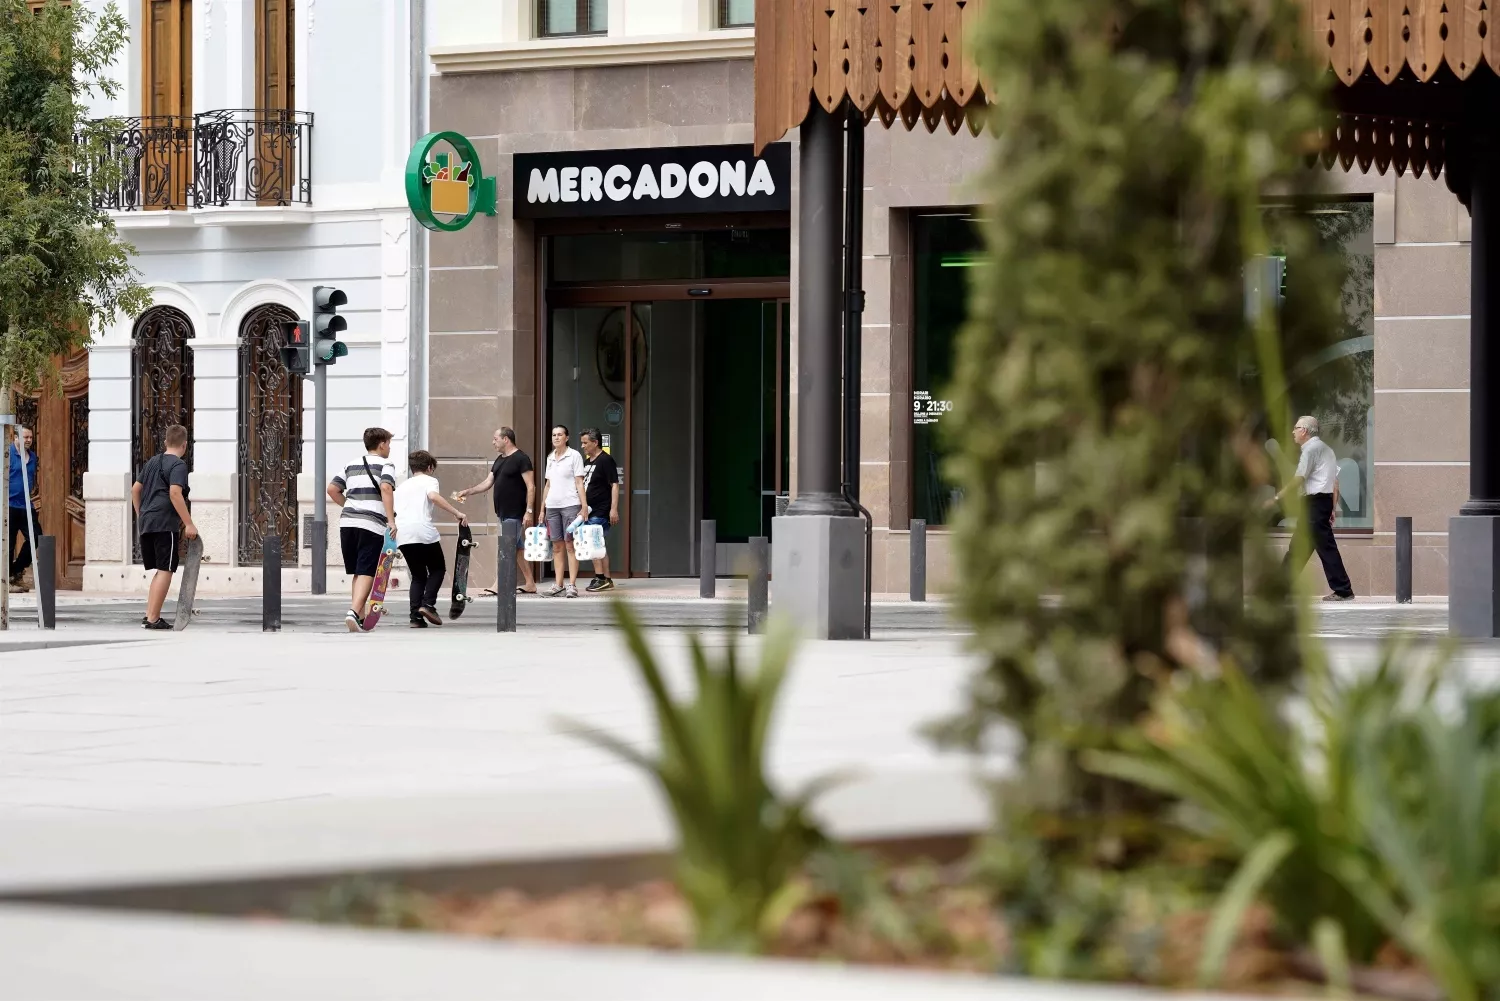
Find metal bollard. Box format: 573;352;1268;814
1396;515;1413;604
263;537;282;632
748;536;769;634
36;536;56;630
497;521;518;633
910;519;926;602
700;520;716;598
310;519;327;596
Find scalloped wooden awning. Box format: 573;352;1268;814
754;0;1500;181
753;0;991;154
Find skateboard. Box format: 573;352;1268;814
172;536;205;631
449;522;475;619
360;530;400;632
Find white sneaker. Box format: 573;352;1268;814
345;610;363;632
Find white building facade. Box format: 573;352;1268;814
78;0;425;591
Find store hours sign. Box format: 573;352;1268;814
514;143;791;219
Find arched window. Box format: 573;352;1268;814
132;306;195;563
238;304;303;566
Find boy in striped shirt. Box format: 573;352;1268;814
327;427;399;631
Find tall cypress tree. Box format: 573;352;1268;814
0;0;147;625
942;0;1352;973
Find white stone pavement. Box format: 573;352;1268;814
0;902;1289;1001
0;629;1005;893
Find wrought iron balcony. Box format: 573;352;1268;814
80;116;195;211
82;109;314;212
193;109;313;208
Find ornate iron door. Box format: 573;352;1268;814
238;304;302;566
132;307;195;563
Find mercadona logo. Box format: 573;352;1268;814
405;131;497;232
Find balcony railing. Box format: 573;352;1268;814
82;109;314;212
81;116;194;211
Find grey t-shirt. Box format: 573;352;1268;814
137;453;190;534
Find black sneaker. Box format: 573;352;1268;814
143;618;172;631
419;606;443;626
409;617;428;628
345;610;364;632
586;576;614;592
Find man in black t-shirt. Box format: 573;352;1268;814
131;424;198;630
579;428;620;592
457;427;537;594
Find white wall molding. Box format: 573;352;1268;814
133;282;213;343
218;279;309;346
431;29;754;74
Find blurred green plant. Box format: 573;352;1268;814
560;602;834;953
289;876;431;930
1345;691;1500;1001
1083;650;1430;980
941;0;1353;975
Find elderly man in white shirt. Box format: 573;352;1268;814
1267;415;1354;601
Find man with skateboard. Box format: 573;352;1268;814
132;424;197;631
456;427;537;596
393;450;468;627
328;427;398;632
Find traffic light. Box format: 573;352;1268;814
278;320;311;375
312;285;349;365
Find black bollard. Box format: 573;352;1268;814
910;519;926;602
263;537;281;632
36;535;56;629
1396;515;1413;604
497;521;517;633
700;520;716;598
748;535;769;634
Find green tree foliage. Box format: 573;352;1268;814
942;0;1354;972
0;0;147;389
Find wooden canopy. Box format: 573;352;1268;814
753;0;990;153
754;0;1500;184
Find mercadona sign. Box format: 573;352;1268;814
404;131;498;232
513;143;791;219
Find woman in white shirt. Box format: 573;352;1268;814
394;450;469;626
540;425;588;598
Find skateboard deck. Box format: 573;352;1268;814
172;536;205;631
361;530;400;632
449;523;475;619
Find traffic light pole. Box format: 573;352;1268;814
311;361;328;595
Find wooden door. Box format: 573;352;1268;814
12;351;88;590
255;0;296;204
141;0;192;209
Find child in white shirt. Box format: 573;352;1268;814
394;450;468;627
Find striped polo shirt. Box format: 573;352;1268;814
332;454;398;535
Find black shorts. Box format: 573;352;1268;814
341;526;385;577
140;531;180;573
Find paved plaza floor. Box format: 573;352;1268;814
0;628;1001;894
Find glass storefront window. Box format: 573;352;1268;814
1264;200;1375;530
548;228;790;283
911;212;981;526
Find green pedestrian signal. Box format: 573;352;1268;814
313;285;347;365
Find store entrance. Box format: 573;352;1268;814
543;222;791;577
547;296;789;577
